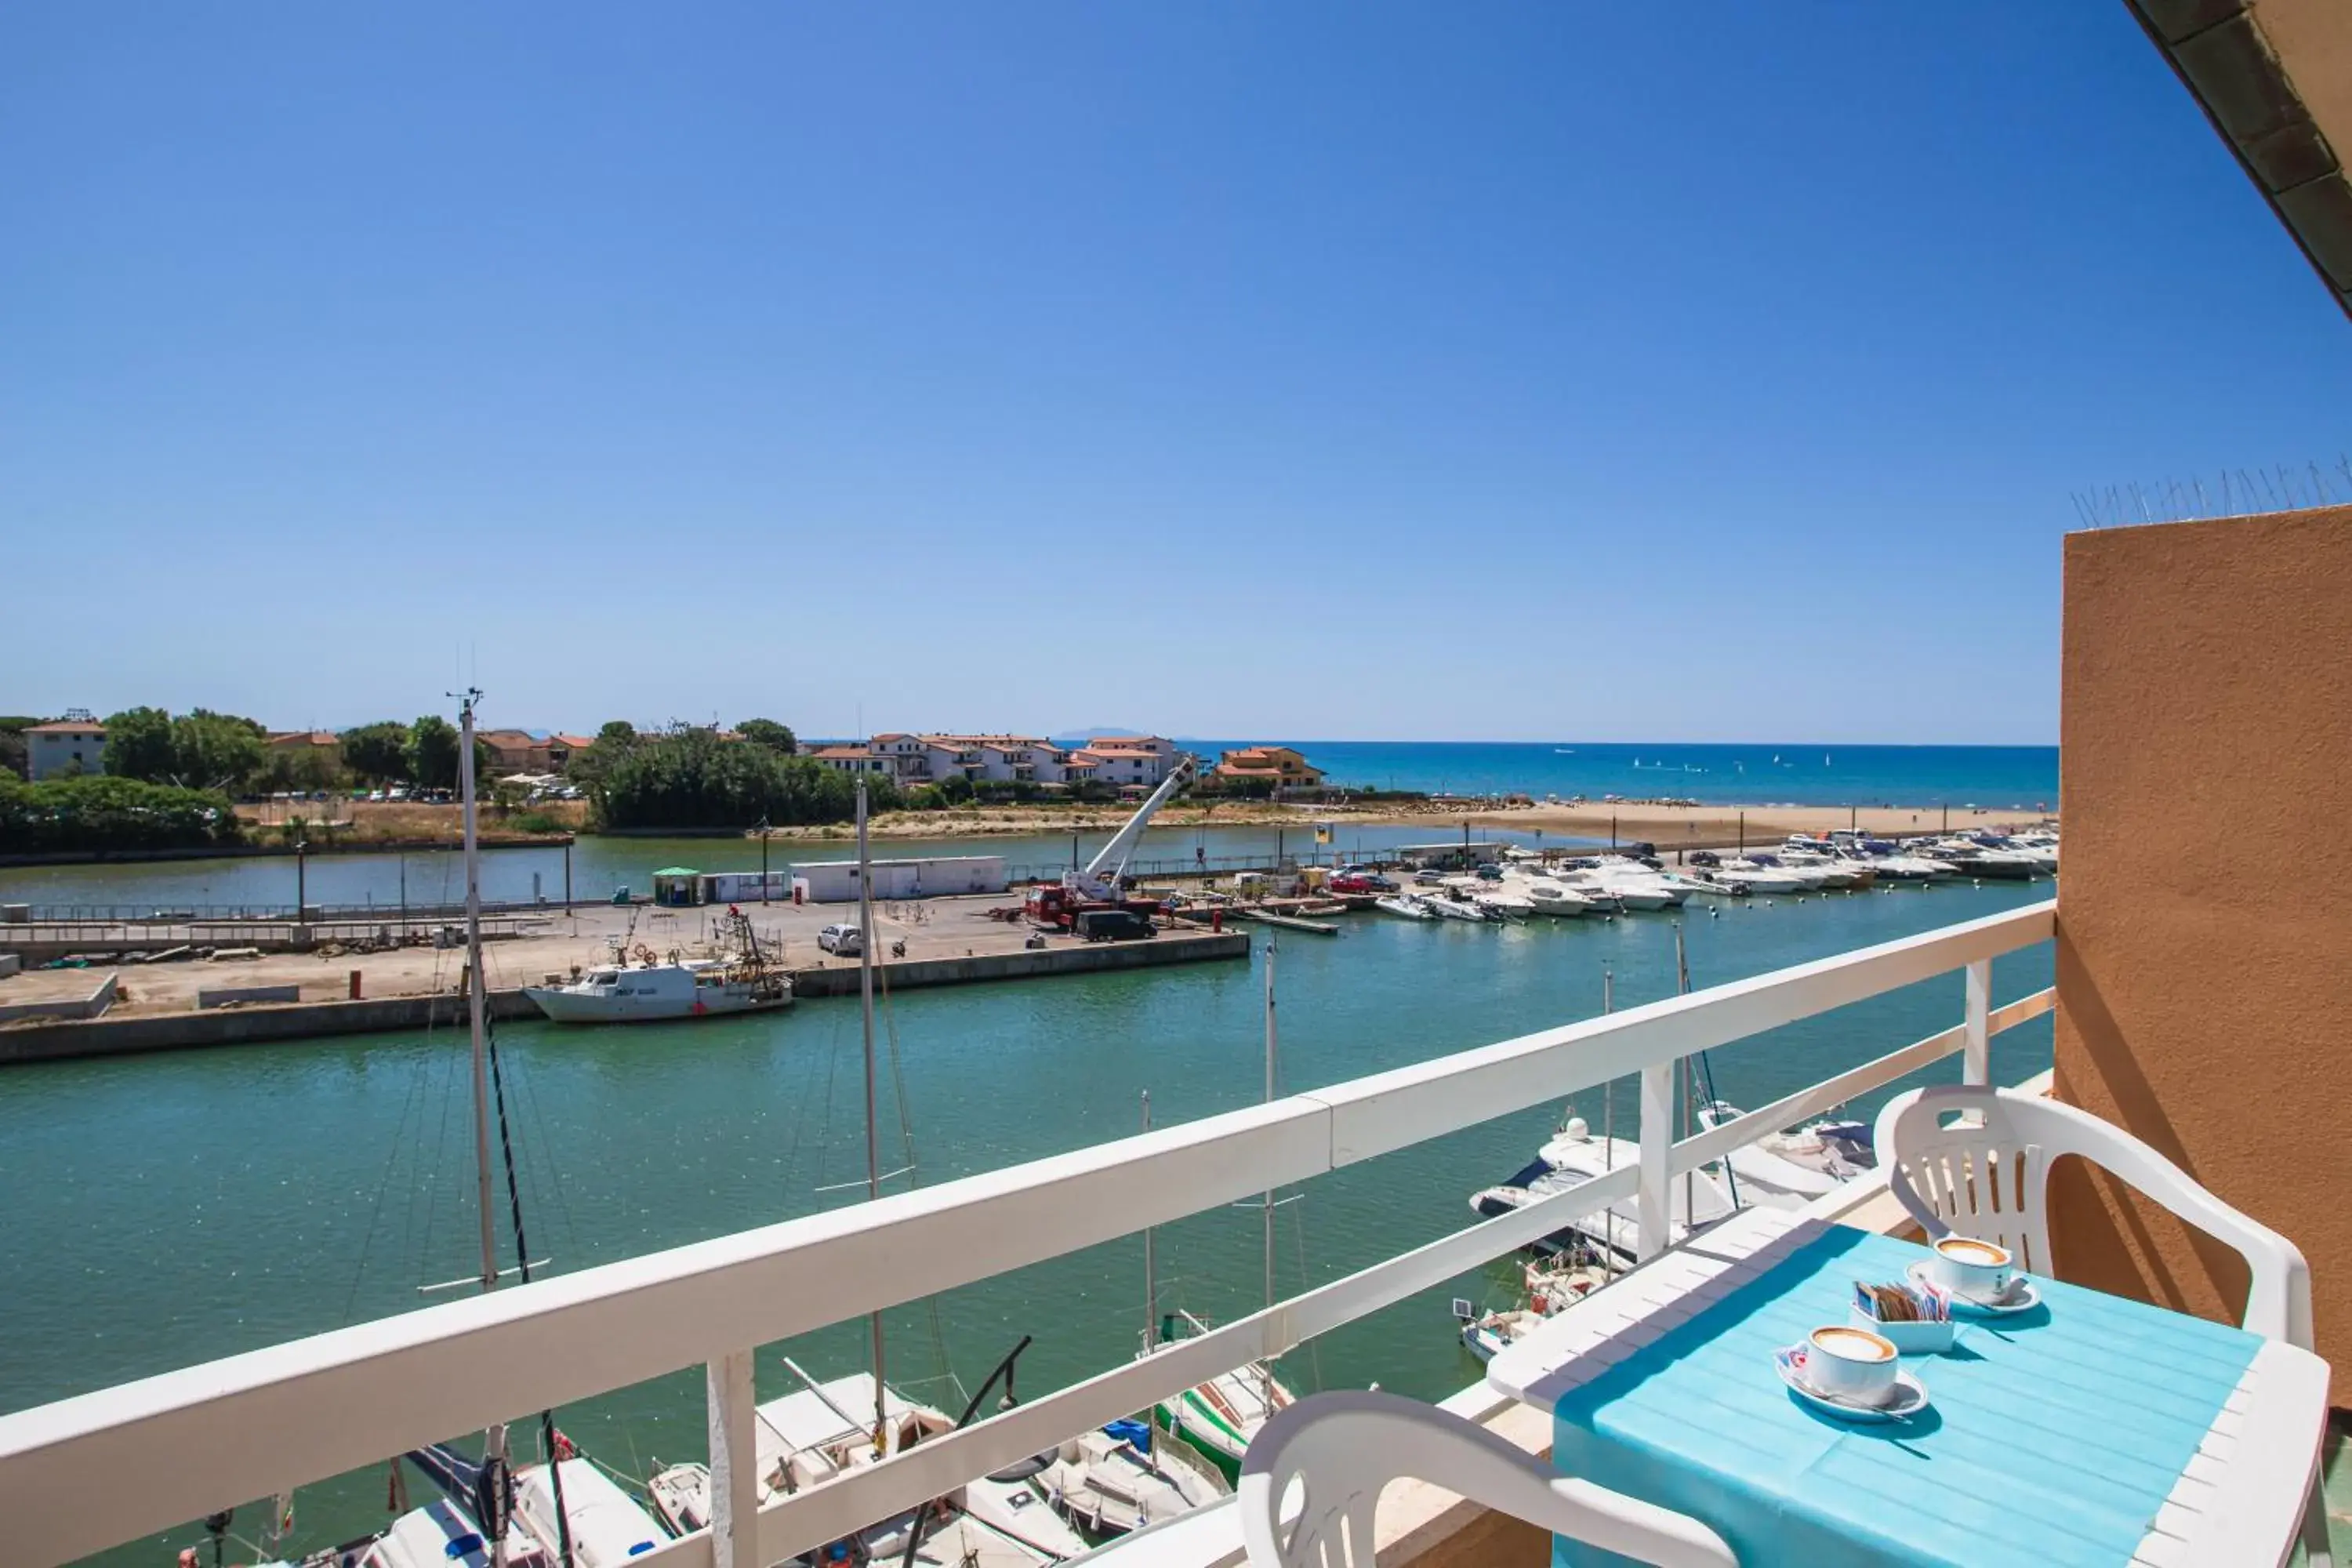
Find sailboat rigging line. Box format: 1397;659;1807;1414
488;1022;576;1568
875;966;966;1408
855;780;887;1452
343;1033;437;1326
812;1165;916;1194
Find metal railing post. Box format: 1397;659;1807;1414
1963;959;1991;1085
1638;1060;1673;1261
706;1349;758;1568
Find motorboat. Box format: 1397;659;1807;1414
1716;858;1808;895
1468;1116;1737;1265
647;1370;1082;1565
1421;890;1497;922
524;908;789;1024
1520;880;1599;918
1030;1422;1227;1537
1693;1101;1876;1210
1374;894;1440;920
1659;871;1744;899
1457;1304;1547;1364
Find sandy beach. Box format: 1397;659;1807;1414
1456;800;2055;847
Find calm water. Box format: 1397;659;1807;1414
1181;740;2060;808
2;822;1577;913
2;878;2055;1565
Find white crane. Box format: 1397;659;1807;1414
1065;754;1198;902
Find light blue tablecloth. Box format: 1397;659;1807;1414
1551;1225;2262;1567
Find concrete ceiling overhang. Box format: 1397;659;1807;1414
2127;0;2352;321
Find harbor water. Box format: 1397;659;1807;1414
2;877;2054;1565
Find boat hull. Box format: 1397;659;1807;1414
522;987;792;1024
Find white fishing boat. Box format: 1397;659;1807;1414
523;909;789;1023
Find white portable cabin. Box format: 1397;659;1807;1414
788;854;1009;904
699;869;793;902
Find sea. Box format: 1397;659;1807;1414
1179;740;2059;810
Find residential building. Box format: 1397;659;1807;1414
843;732;1178;788
477;729;553;775
1214;744;1324;789
266;731;343;770
24;715;106;780
1080;736;1178;787
808;744;892;775
545;734;597;772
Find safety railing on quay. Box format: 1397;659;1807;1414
0;900;2056;1567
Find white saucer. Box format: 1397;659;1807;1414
1773;1347;1930;1423
1905;1261;2042;1316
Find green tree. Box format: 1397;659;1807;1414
102;706;178;782
736;718;797;754
597;720;638;746
0;717;36;781
172;710;267;791
341;721;411;784
588;725;895;829
0;775;243;854
406;714;461;790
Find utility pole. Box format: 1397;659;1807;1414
758;816;771;903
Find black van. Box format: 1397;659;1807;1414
1075;909;1158;942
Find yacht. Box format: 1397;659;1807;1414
1468;1116;1737;1266
1693;1101;1876;1210
1716;858;1808;895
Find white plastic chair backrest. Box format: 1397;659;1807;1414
1875;1084;2311;1345
1238;1388;1736;1568
1873;1083;2056;1272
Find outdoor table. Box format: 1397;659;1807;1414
1486;1206;2331;1567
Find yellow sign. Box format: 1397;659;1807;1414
1313;822;1333;844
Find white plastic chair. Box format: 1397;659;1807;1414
1876;1083;2328;1566
1238;1388;1737;1568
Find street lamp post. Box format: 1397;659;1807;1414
758;815;771;903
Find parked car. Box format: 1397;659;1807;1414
1074;909;1157;942
818;924;863;956
1412;869;1446;886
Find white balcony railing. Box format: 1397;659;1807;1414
0;900;2056;1568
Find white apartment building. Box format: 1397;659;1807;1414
24;717;107;780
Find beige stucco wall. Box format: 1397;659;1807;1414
2054;506;2352;1403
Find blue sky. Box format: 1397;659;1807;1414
5;4;2344;744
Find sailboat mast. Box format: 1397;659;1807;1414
1261;935;1276;1313
1141;1091;1156;1352
458;691;509;1566
856;779;887;1448
461;694;496;1293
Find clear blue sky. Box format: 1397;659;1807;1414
5;4;2345;744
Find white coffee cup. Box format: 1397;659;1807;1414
1926;1235;2015;1302
1804;1325;1900;1405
